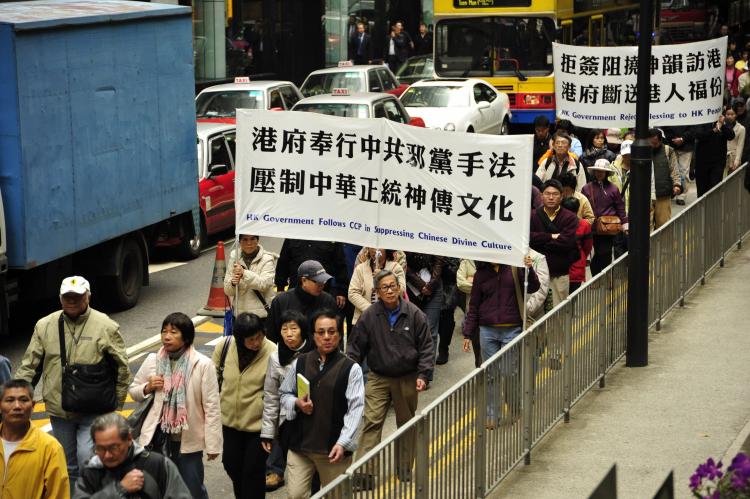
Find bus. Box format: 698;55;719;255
432;0;725;125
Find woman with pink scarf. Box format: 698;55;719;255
129;312;223;498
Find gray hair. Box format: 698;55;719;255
373;269;398;290
90;412;131;442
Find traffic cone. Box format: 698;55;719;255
198;241;229;317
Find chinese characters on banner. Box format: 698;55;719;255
235;110;533;266
553;37;727;128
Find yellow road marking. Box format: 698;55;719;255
197;321;223;333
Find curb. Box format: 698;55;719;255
125;315;212;358
722;416;750;463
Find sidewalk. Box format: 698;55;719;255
491;244;750;499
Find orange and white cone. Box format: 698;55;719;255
198;241;229;317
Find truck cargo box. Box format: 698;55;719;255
0;0;198;270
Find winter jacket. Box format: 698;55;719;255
695;122;735;170
347;300;434;381
405;253;444;296
533;133;551;166
651;144;681;198
581;146;616;169
0;424;69;499
274;239;348;297
727;121;746;167
569;219;594;284
15;307;131;418
129;347;223;455
457;252;549;318
572;191;596;225
212;337;275;433
348;260;406;324
663;125;697;152
74;443;190;499
354;249;407;271
530;206;579;278
463;265;539;339
265;286;337;343
0;355;11;385
581;180;629;229
260;348;306;440
535;152;587;192
223;246;276;318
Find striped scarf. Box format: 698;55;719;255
156;346;191;434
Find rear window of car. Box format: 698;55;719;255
293;103;370;118
300;72;366;97
196;90;264;117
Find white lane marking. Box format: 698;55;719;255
125;316;211;357
206;336;224;347
148;262;188;274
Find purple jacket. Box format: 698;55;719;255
463;265;540;339
581;181;628;224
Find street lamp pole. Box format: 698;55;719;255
626;0;654;367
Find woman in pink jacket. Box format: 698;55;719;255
129;312;223;498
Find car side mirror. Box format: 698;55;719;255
208;164;229;177
477;101;491;110
409;117;426;127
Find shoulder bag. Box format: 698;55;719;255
217;336;234;392
58;314;118;414
589;183;622;236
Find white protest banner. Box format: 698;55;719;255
234;110;532;266
553;37;727;128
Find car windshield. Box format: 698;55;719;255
435;17;555;78
195;90;264;117
294;103;370;118
400;86;467;108
300;72;366;96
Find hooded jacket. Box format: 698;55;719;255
223;245;276;318
0;424;69;499
15;307;131;418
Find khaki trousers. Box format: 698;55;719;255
286;450;351;499
674;149;692;201
652;197;672;229
549;275;570;306
357;371;418;473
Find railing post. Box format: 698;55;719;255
598;275;607;387
654;231;662;331
415;414;429;498
679;216;686;307
700;199;706;285
522;336;533;465
563;295;574;423
720;184;726;267
473;369;486;498
739;171;744;249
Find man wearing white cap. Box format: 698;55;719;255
16;276;131;492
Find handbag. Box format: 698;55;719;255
127;394;154;440
589;183;622;235
58;315;118;414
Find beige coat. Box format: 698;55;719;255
129;347;223;455
348;260;406;324
223;245;276;318
212;337;275;432
15;307;131;418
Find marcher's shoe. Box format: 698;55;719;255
676;199;686;206
436;351;449;365
265;472;284;491
397;469;413;482
485;419;497;430
352;473;375;491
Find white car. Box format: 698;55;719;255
195;78;303;120
291;91;424;127
300;65;410;97
399;78;511;134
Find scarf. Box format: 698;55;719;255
241;248;259;268
156;346;191;434
278;338;311;366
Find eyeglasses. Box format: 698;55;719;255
378;283;399;291
94;442;126;455
314;329;339;337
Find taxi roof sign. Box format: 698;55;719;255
331;88;350;96
234;76;251;83
337;60;354;67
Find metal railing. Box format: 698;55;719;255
315;166;750;498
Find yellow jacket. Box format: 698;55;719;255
15;308;131;418
213;337;275;432
0;424;69;499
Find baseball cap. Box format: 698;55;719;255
298;260;332;284
60;276;90;295
620;140;633;156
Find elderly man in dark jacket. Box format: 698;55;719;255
275;239;348;309
348;269;433;486
530;179;579;306
694;116;735;196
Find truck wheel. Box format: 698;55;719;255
106;238;144;309
179;214;205;260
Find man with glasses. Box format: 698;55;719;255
535;132;587;192
279;309;365;495
347;270;433;487
74;412;191;498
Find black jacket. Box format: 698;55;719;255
275;239;348;297
414;32;433;56
347;300;434;381
695;122;735;169
348;32;373;64
265;286;337;343
533;133;551;167
663;125;697;151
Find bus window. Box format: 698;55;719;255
589;15;605;46
434;17;556;78
560;19;573;44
